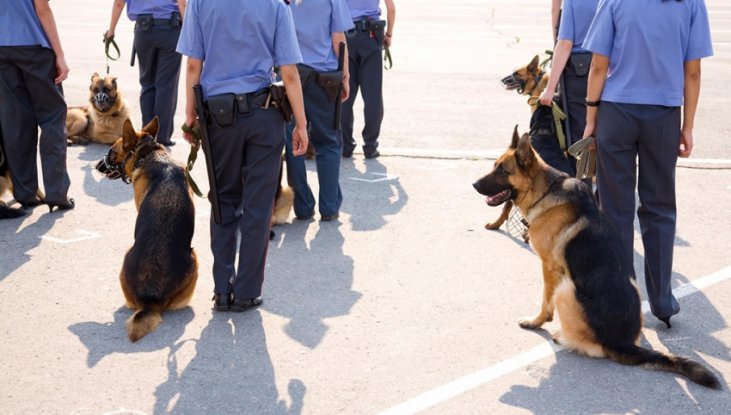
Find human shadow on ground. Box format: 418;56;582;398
0;209;60;283
153;313;305;414
339;157;408;232
68;306;195;368
500;270;729;415
266;222;360;349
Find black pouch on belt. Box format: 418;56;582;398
316;70;343;102
269;83;294;123
206;93;236;127
369;20;387;45
569;53;592;77
296;64;316;87
136;15;152;32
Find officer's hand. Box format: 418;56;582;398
539;90;553;107
291;124;309;157
340;77;350;102
182;117;199;145
55;55;69;84
679;128;693;158
384;33;392;48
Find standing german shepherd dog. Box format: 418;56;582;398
96;117;198;342
473;126;720;389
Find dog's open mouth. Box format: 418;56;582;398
485;189;512;206
500;74;523;91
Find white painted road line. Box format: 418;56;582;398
377;265;731;415
41;229;101;244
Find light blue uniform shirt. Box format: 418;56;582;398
125;0;180;20
177;0;302;98
585;0;713;107
344;0;381;20
290;0;354;72
0;0;50;48
558;0;600;53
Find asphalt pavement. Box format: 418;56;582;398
1;1;731;414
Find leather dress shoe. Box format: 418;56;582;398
229;296;263;312
320;212;339;222
46;198;75;212
364;150;380;159
17;197;44;210
212;293;232;311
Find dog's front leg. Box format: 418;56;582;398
485;200;513;230
519;263;559;329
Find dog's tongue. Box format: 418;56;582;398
486;189;510;206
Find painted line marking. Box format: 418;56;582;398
376;265;731;415
350;173;399;183
41;229;101;244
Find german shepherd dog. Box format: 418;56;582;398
96;117;198;342
472;127;720;389
0;143;26;219
67;73;131;145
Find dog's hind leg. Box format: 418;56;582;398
167;252;198;311
519;263;561;329
485;200;513;230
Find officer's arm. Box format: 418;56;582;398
331;32;350;102
177;0;187;18
551;0;561;42
384;0;396;46
280;64;309;156
680;59;701;158
33;0;68;84
583;53;608;139
184;57;202;134
106;0;126;39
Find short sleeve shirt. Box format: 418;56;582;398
557;0;600;53
0;0;50;48
344;0;381;20
584;0;713;106
176;0;302;98
124;0;179;20
290;0;354;72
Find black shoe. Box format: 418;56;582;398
364;150;380;159
17;197;44;210
46;198;75;212
229;296;263;312
342;150;353;159
295;211;314;220
158;140;176;147
658;316;673;329
320;212;339;222
212;293;232;311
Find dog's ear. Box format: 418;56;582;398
510;125;520;149
110;77;118;89
515;133;535;169
122;119;137;151
528;55;540;73
142;116;160;140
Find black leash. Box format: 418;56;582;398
103;33;121;74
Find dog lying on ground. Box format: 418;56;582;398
96;117;198;342
472;126;720;389
67;73;131;145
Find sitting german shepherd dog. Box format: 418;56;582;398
96;117;198;342
472;127;720;389
67;73;131;145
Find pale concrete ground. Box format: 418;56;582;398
1;1;731;414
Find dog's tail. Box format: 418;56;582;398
126;307;162;342
606;345;720;389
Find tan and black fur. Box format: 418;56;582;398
472;126;720;389
96;118;198;342
500;55;548;112
67;73;131;145
271;154;294;227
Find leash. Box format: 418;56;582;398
384;46;393;70
180;123;205;198
527;97;567;151
103;33;121;74
567;135;597;179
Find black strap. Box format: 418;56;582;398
103;34;121;74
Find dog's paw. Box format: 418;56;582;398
485;221;502;230
518;317;545;330
551;331;563;345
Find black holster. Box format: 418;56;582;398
316;71;343;102
369;20;387;46
269;83;293;123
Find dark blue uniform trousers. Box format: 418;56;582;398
134;20;181;144
208;106;285;299
285;77;343;218
0;46;70;203
342;29;384;157
595;101;681;320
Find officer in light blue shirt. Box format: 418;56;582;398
106;0;186;146
0;0;74;211
583;0;713;327
540;0;600;176
177;0;309;312
285;0;353;222
341;0;396;159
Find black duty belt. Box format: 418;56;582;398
352;19;373;31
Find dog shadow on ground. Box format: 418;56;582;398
153;312;305;414
267;222;360;349
68;306;195;368
339;157;408;232
0;210;60;284
499;270;729;414
71;143;134;207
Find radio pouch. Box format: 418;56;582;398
206;93;236;127
316;71;343;102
